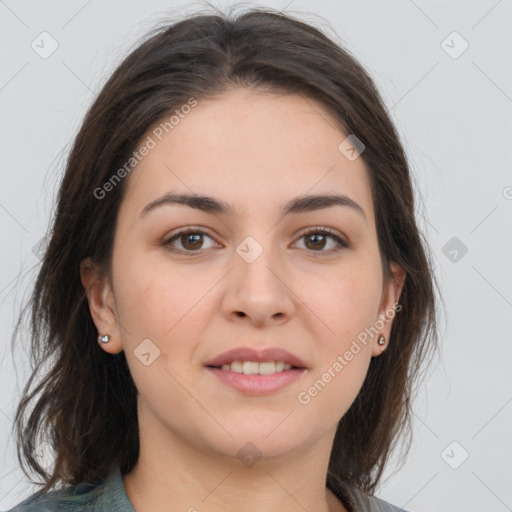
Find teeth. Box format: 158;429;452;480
258;361;275;375
219;361;293;374
243;361;260;374
230;361;242;372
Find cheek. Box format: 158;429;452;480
304;259;382;349
298;282;375;421
114;268;168;338
113;264;203;413
112;250;214;374
112;245;187;337
296;254;381;412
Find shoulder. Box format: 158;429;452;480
6;480;103;512
6;466;132;512
6;487;94;511
354;492;409;512
344;488;409;512
328;475;410;512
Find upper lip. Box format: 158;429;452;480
205;347;307;368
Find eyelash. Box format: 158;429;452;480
162;227;348;256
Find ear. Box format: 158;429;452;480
80;257;123;355
371;261;406;357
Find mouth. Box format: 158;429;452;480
204;347;308;395
206;360;303;375
204;346;308;371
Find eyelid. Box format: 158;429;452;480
162;225;349;255
295;226;348;247
162;226;219;251
293;228;349;255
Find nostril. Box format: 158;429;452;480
236;312;246;317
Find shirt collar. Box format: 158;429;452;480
96;465;135;511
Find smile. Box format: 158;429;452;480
206;365;306;396
213;360;294;375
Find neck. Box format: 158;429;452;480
122;419;346;512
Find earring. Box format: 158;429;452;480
377;334;386;346
98;334;111;344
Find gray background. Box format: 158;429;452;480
1;1;511;511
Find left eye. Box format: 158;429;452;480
294;229;348;252
163;228;347;254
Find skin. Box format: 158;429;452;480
81;88;405;512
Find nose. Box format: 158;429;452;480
220;240;295;328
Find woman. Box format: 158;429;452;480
8;6;439;512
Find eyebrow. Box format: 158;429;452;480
140;192;367;223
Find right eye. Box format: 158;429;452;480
162;228;219;254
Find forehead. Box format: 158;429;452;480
120;89;375;225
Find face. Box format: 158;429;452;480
82;88;405;463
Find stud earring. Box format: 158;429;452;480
98;334;111;344
377;334;386;346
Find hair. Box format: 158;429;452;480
11;4;440;497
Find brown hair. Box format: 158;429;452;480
11;5;440;496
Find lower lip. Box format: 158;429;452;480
206;367;306;395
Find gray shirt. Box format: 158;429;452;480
7;466;408;512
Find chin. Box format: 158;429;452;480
201;420;315;462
